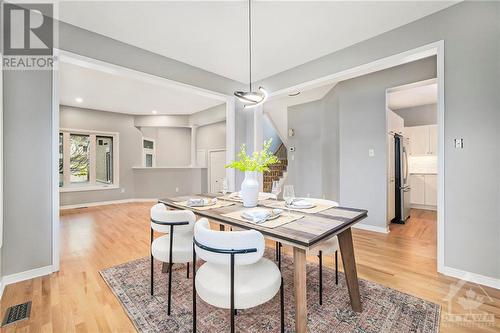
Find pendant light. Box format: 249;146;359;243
234;0;268;109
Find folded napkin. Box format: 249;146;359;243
289;199;314;208
241;209;283;223
187;198;217;207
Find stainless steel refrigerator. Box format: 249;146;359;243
391;134;410;224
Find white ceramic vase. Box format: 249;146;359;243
241;171;259;207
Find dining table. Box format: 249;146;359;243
159;194;368;333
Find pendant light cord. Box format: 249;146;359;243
248;0;252;92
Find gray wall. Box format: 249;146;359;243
59;106;142;205
394;104;437;126
197;121;226;151
259;1;500;279
3;70;54;275
337;57;436;229
156;127;191;167
288;100;325;198
59;106;218;206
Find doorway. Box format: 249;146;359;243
386;78;439;243
208;149;226;193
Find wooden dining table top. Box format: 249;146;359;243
158;194;368;249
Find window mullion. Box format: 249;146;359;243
89;134;97;185
63;132;71;186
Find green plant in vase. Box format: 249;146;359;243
225;138;279;207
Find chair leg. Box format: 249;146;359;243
187;262;190;279
192;243;197;333
230;253;235;333
318;250;323;305
280;277;285;333
335;250;338;285
278;242;282;271
275;241;279;261
167;225;174;316
150;227;154;296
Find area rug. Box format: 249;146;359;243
100;250;440;333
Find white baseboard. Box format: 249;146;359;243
60;198;157;210
441;266;500;290
2;265;55;287
410;204;437;211
0;279;4;300
352;223;389;234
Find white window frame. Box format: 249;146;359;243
142;137;156;167
59;128;120;192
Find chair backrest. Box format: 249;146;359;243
150;203;196;234
194;218;264;266
307;198;339;207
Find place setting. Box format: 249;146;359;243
174;196;235;211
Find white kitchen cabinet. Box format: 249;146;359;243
387;109;404;135
428;125;437;155
424;174;437;206
405;125;437;156
410;174;425;205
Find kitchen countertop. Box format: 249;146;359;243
409;172;437;175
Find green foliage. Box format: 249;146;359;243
225;138;279;173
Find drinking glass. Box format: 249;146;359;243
283;185;295;214
271;180;281;200
222;178;228;195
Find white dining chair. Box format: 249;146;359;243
150;203;196;315
192;218;284;333
275;198;339;305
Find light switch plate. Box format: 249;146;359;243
454;138;464;149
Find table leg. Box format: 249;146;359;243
162;262;169;273
337;227;362;312
293;247;307;333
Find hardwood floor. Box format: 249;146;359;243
1;205;499;332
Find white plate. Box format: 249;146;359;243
286;199;315;209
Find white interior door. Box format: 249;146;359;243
209;150;226;193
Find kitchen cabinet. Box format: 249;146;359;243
404;125;437;156
424;174;437;206
387;109;404;135
410;174;425;205
410;174;437;209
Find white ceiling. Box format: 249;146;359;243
388;83;438;110
59;61;223;115
265;83;335;111
57;1;457;83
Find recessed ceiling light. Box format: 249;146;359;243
288;91;301;97
151;110;158;114
75;97;83;103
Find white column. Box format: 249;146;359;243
190;125;198;167
253;105;264;191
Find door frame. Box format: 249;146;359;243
51;49;236;272
207;149;227;193
262;40;445;274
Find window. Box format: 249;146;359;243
70;134;90;183
59;129;119;191
143;138;156;167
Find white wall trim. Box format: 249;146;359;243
2;265;55;286
60;198;157;210
267;40;445;275
53;49;236;281
441;266;500;291
352;223;389;234
0;280;4;300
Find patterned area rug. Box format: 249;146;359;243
100;250;440;332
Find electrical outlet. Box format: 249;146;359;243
368;149;375;157
175;187;179;193
120;188;125;193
